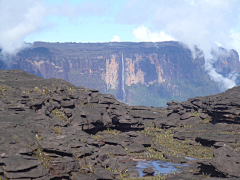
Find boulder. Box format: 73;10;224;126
143;167;155;175
198;146;240;178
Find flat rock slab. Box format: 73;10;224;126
71;173;95;180
143;167;155;175
180;112;194;120
128;169;139;178
5;165;48;179
165;173;203;180
1;156;41;172
100;144;127;156
127;143;146;153
174;131;238;146
198;146;240;178
130;134;153;147
102;135;131;146
94;166;114;180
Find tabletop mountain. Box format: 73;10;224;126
2;41;239;107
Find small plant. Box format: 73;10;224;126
154;173;166;180
202;116;212;124
192;112;201;117
140;127;213;160
91;134;103;142
33;87;43;94
10;135;19;143
201;172;209;178
42;86;51;95
36;134;43;141
84;164;94;173
52;109;68;121
0;176;8;180
231;142;240;148
34;134;52;169
67;86;76;92
99;128;121;135
72;150;80;161
50;126;62;136
104;166;129;178
34;144;52;169
0;86;12;97
85;102;93;106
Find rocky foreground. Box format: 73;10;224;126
0;69;239;180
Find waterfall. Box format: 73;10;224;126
122;54;126;102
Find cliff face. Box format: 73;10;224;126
213;48;240;75
3;41;238;107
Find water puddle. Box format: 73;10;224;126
184;156;197;161
128;160;188;177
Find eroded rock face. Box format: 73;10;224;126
8;41;223;107
0;69;169;179
198;146;240;178
165;87;240;178
168;86;240;124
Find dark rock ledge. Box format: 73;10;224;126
0;69;239;180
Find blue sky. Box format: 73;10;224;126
1;0;240;54
1;0;240;90
26;0;138;43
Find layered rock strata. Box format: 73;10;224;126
0;69;239;179
6;41;225;107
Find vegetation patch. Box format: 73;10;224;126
33;86;52;95
192;112;201;117
121;173;166;180
67;86;76;92
201;116;213;124
52;108;68;121
0;86;12;97
34;134;52;169
100;128;121;135
140;127;213;160
105;166;129;178
93;128;121;138
91;134;103;142
50;126;63;136
34;144;53;169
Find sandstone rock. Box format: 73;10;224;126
0;69;240;179
180;112;194;120
143;167;155;175
127;143;146;153
198;146;240;178
100;145;127;156
128;169;139;178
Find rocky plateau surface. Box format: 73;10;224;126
0;69;240;180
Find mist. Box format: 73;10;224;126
122;0;240;90
0;0;47;56
0;0;111;66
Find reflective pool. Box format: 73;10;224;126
129;160;188;177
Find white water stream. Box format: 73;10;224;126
122;54;126;102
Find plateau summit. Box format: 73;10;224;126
1;41;239;107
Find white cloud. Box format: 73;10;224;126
0;0;112;60
230;30;240;56
132;25;175;42
110;35;121;42
205;62;237;90
119;0;240;90
0;0;47;55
